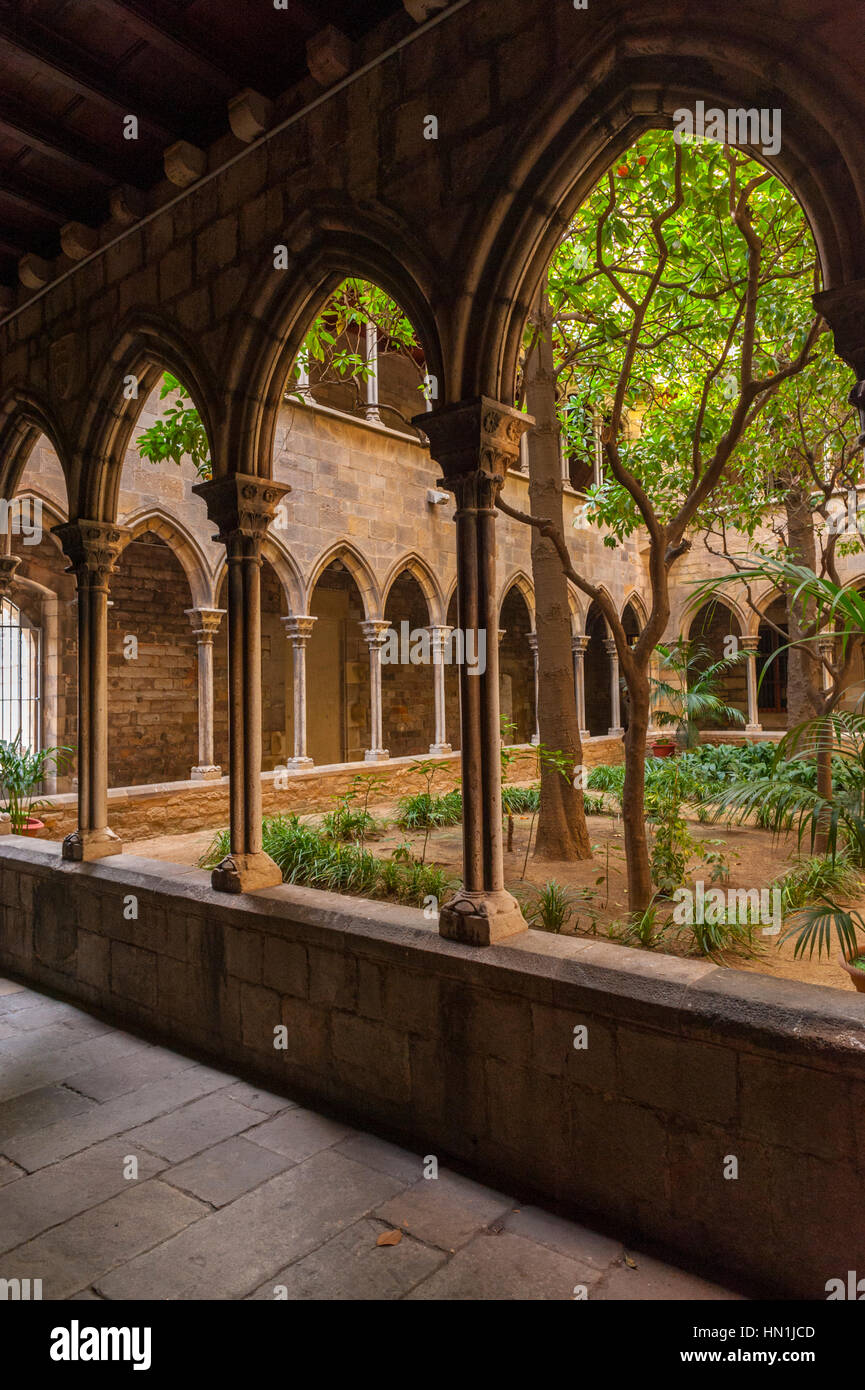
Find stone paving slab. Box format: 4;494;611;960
3;1065;236;1171
0;1083;97;1142
246;1107;355;1162
164;1135;296;1207
95;1150;405;1300
0;1180;208;1300
0;1138;168;1254
63;1047;201;1103
249;1217;447;1300
500;1204;624;1271
0;977;745;1301
125;1093;266;1163
404;1229;600;1300
591;1251;744;1301
222;1082;296;1115
0;1030;152;1103
375;1170;513;1252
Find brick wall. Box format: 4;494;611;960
1;835;862;1299
108;534;198;786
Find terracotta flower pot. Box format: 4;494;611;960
651;741;676;759
20;817;44;837
838;955;865;993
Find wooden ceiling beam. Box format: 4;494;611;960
83;0;237;93
0;96;136;186
0;14;181;143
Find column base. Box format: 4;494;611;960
607;727;625;738
61;828;123;862
364;749;390;763
530;734;540;746
745;724;763;734
438;888;527;947
428;742;452;756
190;765;222;781
285;756;314;769
210;851;283;894
579;729;591;741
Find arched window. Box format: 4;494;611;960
0;597;40;749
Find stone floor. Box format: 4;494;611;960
0;975;742;1301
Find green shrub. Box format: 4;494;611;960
397;788;462;829
515;879;597;933
199;815;458;910
770;854;862;914
501;784;540;814
321;807;379;841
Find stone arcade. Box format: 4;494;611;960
0;0;863;1298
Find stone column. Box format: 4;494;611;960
192;474;290;892
361;619;390;762
739;636;767;733
740;635;763;733
605;637;624;736
282;615;317;767
428;624;452;755
572;634;590;739
185;607;225;780
53;519;129;860
527;630;540;744
416;396;532;946
363;320;381;423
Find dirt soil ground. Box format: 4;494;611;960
131;800;864;995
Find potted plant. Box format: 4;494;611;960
782;900;865;993
0;734;73;835
650;639;746;752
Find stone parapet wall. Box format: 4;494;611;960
21;738;625;845
1;837;862;1298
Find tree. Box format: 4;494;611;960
520;280;591;859
697;337;863;842
497;129;821;914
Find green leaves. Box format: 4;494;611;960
137;374;211;479
540;129;818;535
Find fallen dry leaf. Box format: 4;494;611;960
376;1229;403;1247
624;1253;638;1269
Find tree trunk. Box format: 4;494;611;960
524;284;591;860
784;485;819;730
622;662;654;912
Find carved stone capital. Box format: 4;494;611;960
192;474;291;558
360;619;391;648
527;630;538;655
53;520;130;588
0;553;21;598
739;635;761;654
572;634;590;655
282;614;317;644
415;397;535;494
185;607;225;641
814;279;865;376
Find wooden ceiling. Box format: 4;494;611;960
0;0;407;286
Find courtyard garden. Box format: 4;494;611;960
129;725;861;994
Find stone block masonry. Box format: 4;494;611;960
1;837;862;1299
27;739;624;845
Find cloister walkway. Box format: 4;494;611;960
0;975;740;1302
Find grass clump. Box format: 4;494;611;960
200;815;456;910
